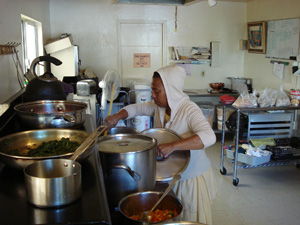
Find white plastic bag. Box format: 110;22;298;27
257;88;276;108
233;84;257;108
276;85;291;107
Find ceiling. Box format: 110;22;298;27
111;0;251;6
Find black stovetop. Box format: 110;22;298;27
0;94;111;225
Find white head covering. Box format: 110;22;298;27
155;65;189;121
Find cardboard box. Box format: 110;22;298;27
44;36;73;54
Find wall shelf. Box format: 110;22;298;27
0;43;20;55
0;45;14;55
169;41;220;67
169;59;211;64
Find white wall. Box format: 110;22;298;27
245;0;300;91
49;0;247;90
0;0;51;103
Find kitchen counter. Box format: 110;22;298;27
184;89;239;132
184;89;239;97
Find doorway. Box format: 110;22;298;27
117;20;167;86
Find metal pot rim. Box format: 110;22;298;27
24;158;81;178
0;129;90;160
98;133;157;154
14;100;88;115
118;191;183;224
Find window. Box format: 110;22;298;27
21;14;44;76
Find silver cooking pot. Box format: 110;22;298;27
98;134;157;208
14;100;87;129
0;129;91;169
24;126;106;208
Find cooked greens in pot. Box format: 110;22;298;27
8;138;80;157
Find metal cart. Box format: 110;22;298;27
219;104;300;186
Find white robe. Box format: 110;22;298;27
123;65;217;224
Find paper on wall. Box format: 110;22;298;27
273;62;285;79
177;63;191;76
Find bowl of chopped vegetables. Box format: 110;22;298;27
118;191;182;224
0;129;91;169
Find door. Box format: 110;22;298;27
117;20;166;86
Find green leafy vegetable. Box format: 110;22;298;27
8;138;80;157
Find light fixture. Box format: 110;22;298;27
208;0;217;7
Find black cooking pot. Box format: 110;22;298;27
23;56;67;102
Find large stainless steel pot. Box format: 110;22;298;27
98;134;157;208
227;77;252;92
107;126;139;135
14;100;87;129
118;191;183;225
0;129;90;169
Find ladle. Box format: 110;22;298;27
145;174;181;222
24;125;107;208
70;125;107;161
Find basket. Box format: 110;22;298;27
226;149;272;166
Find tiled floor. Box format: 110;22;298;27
207;135;300;225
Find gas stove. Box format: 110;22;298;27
0;91;111;225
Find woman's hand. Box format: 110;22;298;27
156;142;175;158
103;109;128;130
156;134;204;158
103;114;120;130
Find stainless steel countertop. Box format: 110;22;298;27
184;89;239;97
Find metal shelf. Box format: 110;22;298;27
219;104;300;186
224;157;300;169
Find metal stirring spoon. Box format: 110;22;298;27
145;174;181;222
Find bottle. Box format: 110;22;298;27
292;62;298;74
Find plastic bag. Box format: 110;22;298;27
276;86;291;107
232;84;257;108
257;88;276;108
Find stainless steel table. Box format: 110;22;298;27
219;104;300;186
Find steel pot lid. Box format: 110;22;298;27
141;128;190;182
98;133;157;154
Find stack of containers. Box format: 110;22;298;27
132;82;152;132
217;106;235;131
196;102;214;128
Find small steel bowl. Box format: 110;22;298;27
119;191;183;225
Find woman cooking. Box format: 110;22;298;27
104;65;217;224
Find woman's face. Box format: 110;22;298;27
151;77;168;108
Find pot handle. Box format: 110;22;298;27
30;56;62;78
110;165;141;181
53;115;76;123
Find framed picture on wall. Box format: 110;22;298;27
247;21;266;53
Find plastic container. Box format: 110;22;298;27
134;83;151;103
132;116;151;132
217;106;235;121
196;102;214;127
217;106;235;130
128;81;152;132
225;149;272;166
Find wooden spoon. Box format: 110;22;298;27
145;174;181;222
